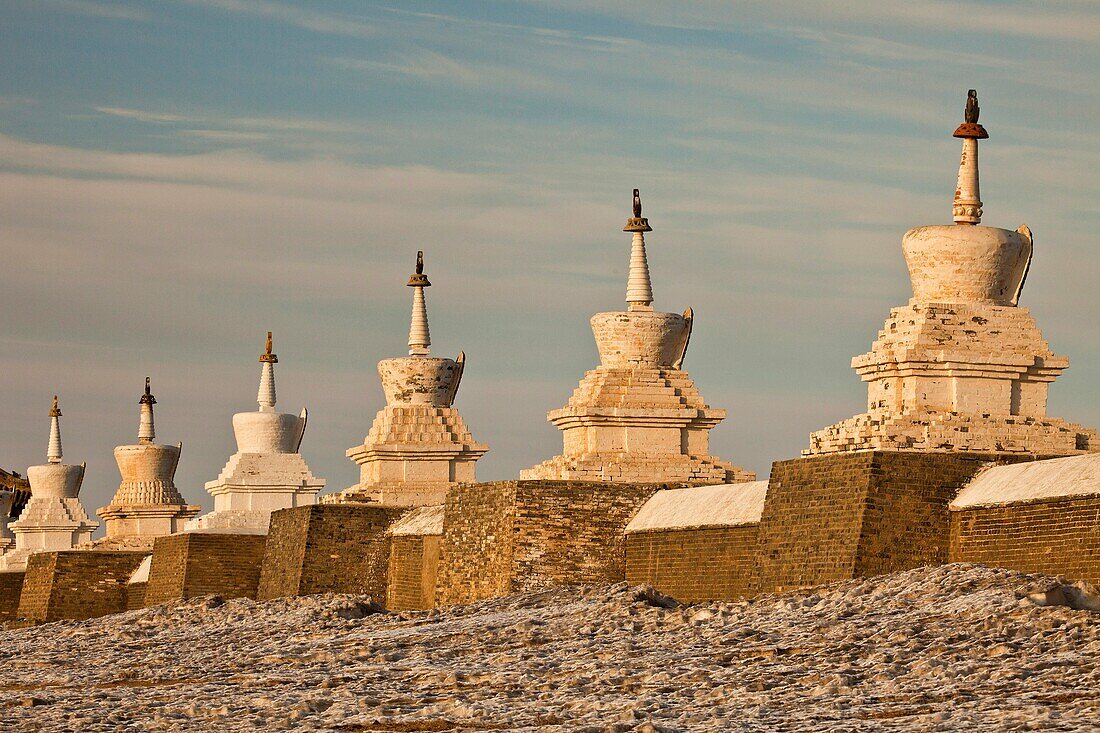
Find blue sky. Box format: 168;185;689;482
1;1;1098;522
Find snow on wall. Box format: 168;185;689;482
625;481;768;533
951;453;1100;509
388;504;445;536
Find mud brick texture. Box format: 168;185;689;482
625;525;759;603
126;581;147;610
16;551;147;624
258;505;408;602
0;571;25;624
436;481;664;605
144;533;267;606
950;497;1100;584
387;535;442;611
753;452;1042;593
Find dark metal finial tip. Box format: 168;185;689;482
632;189;642;218
416;250;424;275
964;89;980;124
145;377;151;394
140;376;157;405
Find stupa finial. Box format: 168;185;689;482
623;188;654;311
257;331;277;411
407;251;431;356
952;89;989;225
138;376;156;444
47;395;63;463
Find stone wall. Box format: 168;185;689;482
950;497;1100;583
257;505;407;602
17;551;147;624
0;571;25;624
625;525;759;602
387;535;442;611
753;452;1038;593
126;581;147;610
436;481;660;605
144;533;267;606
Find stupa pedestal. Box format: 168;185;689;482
0;397;97;572
522;190;753;484
186;334;324;533
808;91;1097;457
329;252;488;506
94;379;200;549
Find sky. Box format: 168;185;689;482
1;1;1098;527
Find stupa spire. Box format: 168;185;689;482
138;376;157;444
47;395;63;464
407;251;431;356
257;331;278;412
952;89;989;225
623;188;654;311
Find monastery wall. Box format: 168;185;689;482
16;550;146;624
0;572;25;624
257;504;407;602
387;535;441;611
625;526;759;602
435;481;660;605
144;533;267;606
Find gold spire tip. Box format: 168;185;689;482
49;395;61;417
259;330;278;363
408;250;431;287
624;187;652;232
953;89;988;139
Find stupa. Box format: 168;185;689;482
0;488;15;557
95;378;200;546
0;397;97;572
329;252;488;506
522;190;754;483
808;91;1098;456
186;333;324;533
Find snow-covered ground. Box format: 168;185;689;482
1;564;1097;732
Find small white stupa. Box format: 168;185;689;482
522;190;754;484
95;378;200;547
329;252;488;506
0;397;97;572
808;91;1098;456
186;333;324;533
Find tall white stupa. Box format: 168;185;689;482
95;378;200;547
808;91;1098;456
0;397;98;572
186;333;324;533
522;190;754;484
329;252;488;506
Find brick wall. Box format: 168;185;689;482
258;505;407;602
625;525;759;602
0;571;25;624
386;535;441;611
950;496;1100;583
436;481;661;606
17;551;147;624
144;533;267;606
753;452;1039;593
126;581;147;610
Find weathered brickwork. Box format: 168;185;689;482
16;550;147;624
436;481;662;605
0;571;25;624
386;535;441;611
144;533;267;606
258;505;407;602
753;452;1042;593
625;525;759;602
950;497;1100;583
126;581;147;610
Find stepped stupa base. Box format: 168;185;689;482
807;412;1098;456
97;503;200;540
521;453;754;484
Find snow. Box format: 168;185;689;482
3;564;1096;731
127;555;152;585
625;481;768;533
388;504;445;536
951;453;1100;509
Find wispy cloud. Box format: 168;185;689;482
95;106;198;123
43;0;148;21
184;0;374;38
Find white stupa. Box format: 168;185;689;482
95;378;200;547
0;397;97;572
186;333;324;533
522;190;754;484
328;252;488;506
808;91;1098;456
